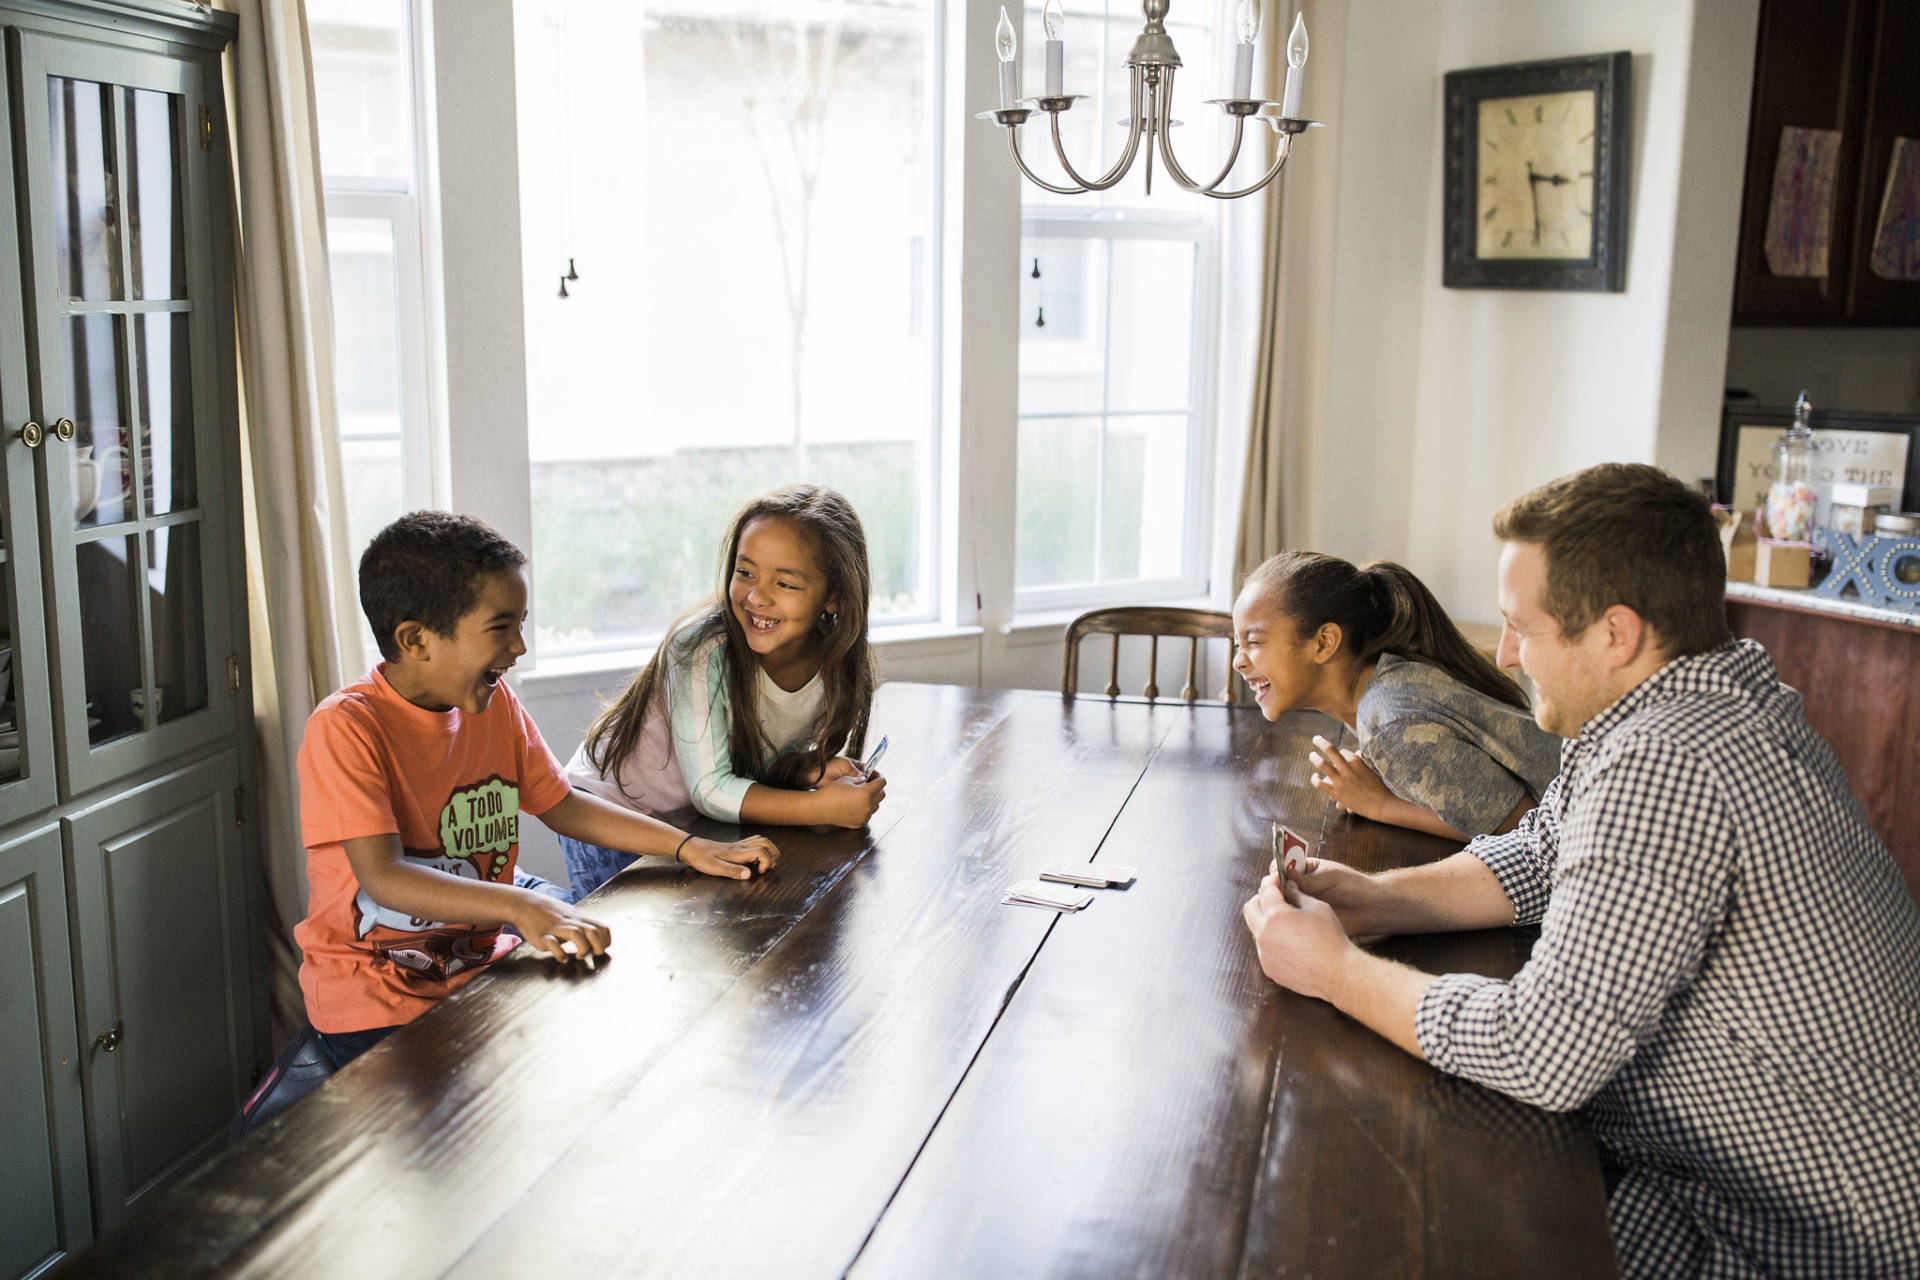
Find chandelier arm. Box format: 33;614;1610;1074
1149;66;1247;196
1046;64;1149;192
1008;128;1091;195
1188;131;1295;199
1158;115;1248;193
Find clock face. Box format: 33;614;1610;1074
1474;89;1598;260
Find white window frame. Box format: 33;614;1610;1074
314;0;448;510
1011;206;1222;614
406;0;1252;688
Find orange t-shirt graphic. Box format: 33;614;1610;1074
294;666;571;1033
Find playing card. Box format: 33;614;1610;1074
1002;878;1094;911
1278;824;1310;874
1038;862;1137;888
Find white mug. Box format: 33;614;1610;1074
130;686;164;723
95;444;130;506
71;444;98;519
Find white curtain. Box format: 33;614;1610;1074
219;0;361;1040
1230;0;1344;584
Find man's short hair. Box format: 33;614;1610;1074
359;511;526;662
1492;463;1730;659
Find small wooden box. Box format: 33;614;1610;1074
1715;506;1757;582
1755;539;1812;588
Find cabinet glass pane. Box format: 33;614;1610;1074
135;313;195;515
125;89;185;302
147;522;206;726
65;314;132;528
77;535;143;746
48;77;121;302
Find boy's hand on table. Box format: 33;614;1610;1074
1308;734;1389;820
818;770;886;828
510;893;610;967
681;834;780;880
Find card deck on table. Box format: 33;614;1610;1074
1037;862;1137;888
1002;878;1095;911
1271;821;1310;874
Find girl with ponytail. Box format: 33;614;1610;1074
1229;551;1560;839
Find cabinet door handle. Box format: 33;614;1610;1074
95;1024;122;1053
52;417;75;443
18;420;42;448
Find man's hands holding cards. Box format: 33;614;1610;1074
1270;853;1391;945
1241;865;1354;1001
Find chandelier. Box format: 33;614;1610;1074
977;0;1319;199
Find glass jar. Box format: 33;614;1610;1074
1765;391;1817;541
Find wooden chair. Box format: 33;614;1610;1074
1061;607;1238;704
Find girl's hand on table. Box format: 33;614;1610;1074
682;834;780;881
1308;734;1390;821
815;755;862;786
817;770;886;828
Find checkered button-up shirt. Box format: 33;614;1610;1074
1414;639;1920;1278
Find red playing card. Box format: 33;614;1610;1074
1279;825;1310;873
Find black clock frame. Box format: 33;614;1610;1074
1442;51;1632;292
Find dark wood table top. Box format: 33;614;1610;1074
57;683;1614;1279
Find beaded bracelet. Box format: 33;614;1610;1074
673;833;694;863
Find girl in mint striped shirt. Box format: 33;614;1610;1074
560;485;883;899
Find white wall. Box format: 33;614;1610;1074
1313;0;1758;622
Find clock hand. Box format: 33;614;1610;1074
1526;161;1542;244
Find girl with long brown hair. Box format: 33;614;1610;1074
559;485;883;898
1230;551;1560;839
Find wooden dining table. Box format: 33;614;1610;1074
57;682;1616;1279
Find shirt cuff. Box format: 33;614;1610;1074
694;774;754;824
1465;831;1551;926
1414;971;1508;1071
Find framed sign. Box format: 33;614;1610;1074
1718;405;1920;529
1442;52;1632;291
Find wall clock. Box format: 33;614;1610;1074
1442;52;1632;291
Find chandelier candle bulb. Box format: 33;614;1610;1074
1280;11;1307;117
996;6;1019;108
1232;0;1258;98
1044;0;1065;97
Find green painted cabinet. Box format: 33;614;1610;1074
0;3;259;1273
0;826;87;1280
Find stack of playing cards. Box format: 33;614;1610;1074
1002;879;1094;911
1038;862;1137;888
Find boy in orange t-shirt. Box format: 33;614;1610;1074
291;512;779;1067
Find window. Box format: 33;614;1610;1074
309;0;438;584
1013;0;1242;609
515;1;942;658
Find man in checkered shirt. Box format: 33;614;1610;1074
1244;463;1920;1277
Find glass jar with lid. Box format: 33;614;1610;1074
1765;391;1817;541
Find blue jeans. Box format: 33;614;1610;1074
513;865;574;904
560;834;639;901
311;1023;399;1070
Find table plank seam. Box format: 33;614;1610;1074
845;708;1188;1277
